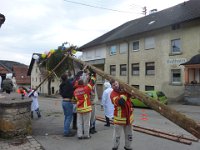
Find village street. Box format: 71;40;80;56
31;96;200;150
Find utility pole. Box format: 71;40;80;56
142;6;147;16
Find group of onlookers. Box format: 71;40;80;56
59;66;98;139
59;66;134;150
0;66;134;150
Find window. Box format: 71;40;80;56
132;63;139;75
110;65;116;76
120;64;127;76
133;41;139;51
110;45;117;55
171;69;181;84
132;85;139;89
86;51;91;59
145;37;155;49
95;49;101;57
119;43;127;53
145;86;154;91
171;39;181;53
145;62;155;75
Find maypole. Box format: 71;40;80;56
67;55;200;139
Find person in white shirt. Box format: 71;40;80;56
28;89;41;119
101;81;114;127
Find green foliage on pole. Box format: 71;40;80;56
38;45;78;78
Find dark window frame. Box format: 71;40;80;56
131;63;140;75
132;41;139;51
110;45;117;55
120;64;127;76
171;39;181;53
110;65;116;76
145;85;154;91
145;62;155;75
171;69;181;84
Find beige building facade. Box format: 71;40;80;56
105;20;200;100
79;1;200;101
29;60;60;95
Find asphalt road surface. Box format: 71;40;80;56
32;96;200;150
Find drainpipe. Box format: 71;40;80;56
127;41;130;85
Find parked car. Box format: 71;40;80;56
131;91;168;108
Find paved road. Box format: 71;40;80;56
31;96;200;150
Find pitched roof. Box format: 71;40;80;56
80;0;200;50
181;54;200;65
0;60;27;73
27;53;41;76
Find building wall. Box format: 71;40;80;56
82;46;106;61
13;66;30;86
82;45;107;100
31;62;60;95
105;19;200;101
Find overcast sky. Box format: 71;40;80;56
0;0;186;65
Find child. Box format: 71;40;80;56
17;86;26;99
28;89;41;119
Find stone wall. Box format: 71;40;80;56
184;84;200;105
0;99;32;138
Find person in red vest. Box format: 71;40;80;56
110;79;134;150
17;86;26;99
73;69;96;139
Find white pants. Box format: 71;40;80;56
77;112;91;138
113;124;133;149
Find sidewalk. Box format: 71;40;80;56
0;136;44;150
0;92;45;150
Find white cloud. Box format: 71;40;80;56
0;0;186;65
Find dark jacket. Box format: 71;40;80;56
59;79;74;99
2;78;13;92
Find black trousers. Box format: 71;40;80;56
72;113;77;129
105;116;110;126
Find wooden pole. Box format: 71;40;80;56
96;116;197;145
34;54;69;92
68;55;200;139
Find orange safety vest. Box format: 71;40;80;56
110;90;134;125
17;89;26;94
74;76;96;113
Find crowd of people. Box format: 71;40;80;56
0;66;134;150
59;66;134;150
59;66;98;138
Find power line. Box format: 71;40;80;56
130;3;144;8
63;0;132;13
